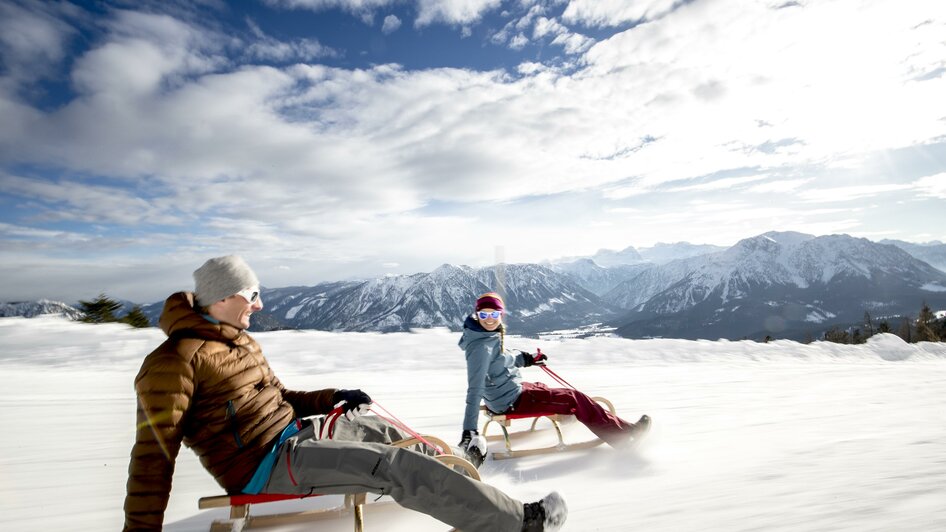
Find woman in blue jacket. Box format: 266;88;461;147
458;292;650;462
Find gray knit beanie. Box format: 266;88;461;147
193;255;260;307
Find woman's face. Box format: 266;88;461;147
476;307;503;331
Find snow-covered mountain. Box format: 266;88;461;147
553;241;723;268
881;239;946;273
612;232;946;340
13;233;945;341
589;246;644;267
637;242;727;264
255;263;616;334
0;299;82;320
549;259;653;296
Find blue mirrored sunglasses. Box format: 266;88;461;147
477;310;503;320
236;288;260;304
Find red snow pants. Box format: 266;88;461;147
509;381;635;447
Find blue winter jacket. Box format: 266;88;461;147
459;315;527;431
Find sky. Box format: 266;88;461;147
2;316;946;531
1;0;946;304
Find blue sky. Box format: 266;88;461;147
1;0;945;304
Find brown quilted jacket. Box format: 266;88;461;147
122;292;336;531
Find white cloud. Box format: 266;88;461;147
71;10;226;96
563;0;681;27
509;32;529;50
516;4;546;30
245;17;339;61
265;0;394;11
669;175;769;192
533;16;565;39
798;184;913;203
382;14;402;33
0;0;79;85
913;173;946;199
551;30;594;54
2;0;946;295
0;174;180;226
747;178;813;194
415;0;503;26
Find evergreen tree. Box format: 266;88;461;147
915;302;940;342
851;328;863;345
863;311;874;337
897;317;913;343
78;294;123;324
877;320;891;334
120;305;152;328
823;327;850;344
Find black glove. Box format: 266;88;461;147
332;389;372;419
521;350;548;367
459;429;479;449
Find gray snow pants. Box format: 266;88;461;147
261;415;524;532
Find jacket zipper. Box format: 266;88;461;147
226;400;244;448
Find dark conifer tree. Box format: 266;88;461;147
863;311;874;338
897;317;913;343
78;294;123;324
915;302;940;342
120;305;152;328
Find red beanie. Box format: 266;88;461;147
475;292;505;312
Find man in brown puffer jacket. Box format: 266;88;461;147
123;255;566;532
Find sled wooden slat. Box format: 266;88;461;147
197;435;479;531
199;492;366;532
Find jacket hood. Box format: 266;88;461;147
459;314;502;350
158;291;243;342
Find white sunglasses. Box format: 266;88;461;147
235;287;260;304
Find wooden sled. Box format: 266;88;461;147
198;435;478;531
480;396;617;459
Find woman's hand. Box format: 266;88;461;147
521;350;548;367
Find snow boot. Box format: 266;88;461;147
630;414;651;439
615;414;651;450
463;434;487;469
521;491;567;532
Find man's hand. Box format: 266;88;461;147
332;389;372;420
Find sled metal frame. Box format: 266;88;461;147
198;435;478;531
480;396;616;459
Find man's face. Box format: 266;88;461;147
208;289;263;329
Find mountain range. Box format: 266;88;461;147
5;233;946;341
0;299;84;320
607;232;946;340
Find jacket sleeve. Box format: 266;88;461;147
513;350;527;368
270;372;337;417
123;352;195;531
463;339;490;431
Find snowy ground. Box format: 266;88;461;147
2;315;946;531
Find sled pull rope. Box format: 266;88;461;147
369;400;445;455
535;349;578;390
321;406;346;440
